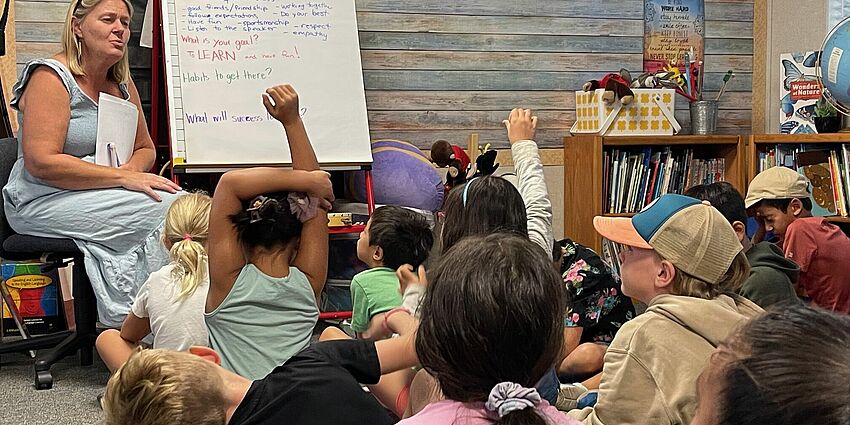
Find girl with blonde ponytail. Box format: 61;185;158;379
96;193;213;372
163;192;211;301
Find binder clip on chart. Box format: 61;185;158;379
571;88;682;136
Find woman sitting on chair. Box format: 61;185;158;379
1;0;181;327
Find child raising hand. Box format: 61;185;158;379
204;84;335;380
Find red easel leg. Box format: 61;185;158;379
364;169;375;214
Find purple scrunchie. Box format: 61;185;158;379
484;382;542;419
287;192;321;222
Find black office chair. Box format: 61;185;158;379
0;137;98;389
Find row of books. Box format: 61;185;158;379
603;147;726;214
600;238;623;283
758;144;850;217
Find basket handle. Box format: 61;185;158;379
653;94;682;134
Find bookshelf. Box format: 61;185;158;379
565;135;746;253
747;133;850;228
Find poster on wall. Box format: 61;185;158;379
643;0;705;73
779;51;821;134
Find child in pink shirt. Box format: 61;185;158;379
397;233;579;425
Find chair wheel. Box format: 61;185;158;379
35;370;53;390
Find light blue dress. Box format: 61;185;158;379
2;59;181;327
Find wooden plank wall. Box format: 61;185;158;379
14;0;753;150
358;0;754;149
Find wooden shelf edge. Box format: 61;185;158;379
751;134;850;144
604;136;739;146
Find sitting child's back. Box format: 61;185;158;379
205;86;335;380
206;263;318;379
136;263;210;351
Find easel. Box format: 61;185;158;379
148;0;374;320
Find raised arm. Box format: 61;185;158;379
503;108;553;255
263;84;318;171
17;67;179;201
206;168;333;312
263;84;329;298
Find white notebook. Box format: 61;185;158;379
95;92;138;167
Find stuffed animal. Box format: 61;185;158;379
583;69;635;105
469;144;499;178
430;140;471;189
630;68;684;91
348;140;444;211
631;72;657;89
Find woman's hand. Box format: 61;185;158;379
120;171;181;202
502;108;538;144
263;84;301;125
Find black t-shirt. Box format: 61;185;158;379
229;339;396;425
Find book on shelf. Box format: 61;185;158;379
601;238;623;283
603;146;726;214
758;143;850;217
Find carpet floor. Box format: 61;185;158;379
0;351;109;425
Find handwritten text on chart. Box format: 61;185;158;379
181;1;333;37
182;46;301;63
180;33;260;50
184;107;307;125
182;67;280;84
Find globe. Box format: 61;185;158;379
821;16;850;115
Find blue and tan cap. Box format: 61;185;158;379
593;194;743;284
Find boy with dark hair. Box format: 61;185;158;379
745;166;850;314
352;205;433;339
685;182;800;308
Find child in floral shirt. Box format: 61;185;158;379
554;238;635;409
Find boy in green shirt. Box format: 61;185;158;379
350;206;433;339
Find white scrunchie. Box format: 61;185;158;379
484;382;541;419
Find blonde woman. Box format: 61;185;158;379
2;0;181;327
96;193;212;372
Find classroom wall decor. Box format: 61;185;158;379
162;0;372;166
14;0;753;150
643;0;705;73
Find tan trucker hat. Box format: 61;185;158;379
744;166;811;209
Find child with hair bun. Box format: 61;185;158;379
96;192;213;372
204;84;336;380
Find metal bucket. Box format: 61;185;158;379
689;100;718;135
